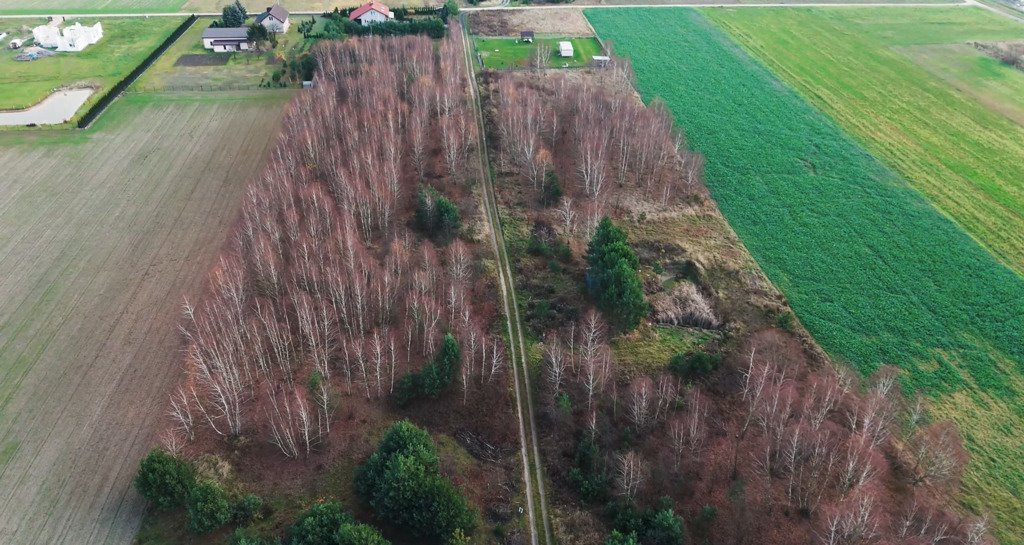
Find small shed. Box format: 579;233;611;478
9;38;23;49
591;55;611;67
558;41;573;58
520;30;534;43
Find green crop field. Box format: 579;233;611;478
904;43;1024;127
587;8;1024;543
0;17;183;122
703;8;1024;276
475;36;604;69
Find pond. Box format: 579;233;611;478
0;88;94;126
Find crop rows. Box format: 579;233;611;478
586;8;1024;543
704;7;1024;276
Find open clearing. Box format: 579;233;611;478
0;17;183;122
704;8;1024;274
587;7;1024;543
474;36;603;69
468;9;595;36
0;90;290;545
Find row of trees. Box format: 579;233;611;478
168;31;502;459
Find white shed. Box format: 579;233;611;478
558;41;573;58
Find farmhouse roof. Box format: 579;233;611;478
255;4;289;24
202;27;250;39
349;2;392;21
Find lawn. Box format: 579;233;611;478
0;89;291;545
475;36;604;69
587;7;1024;543
132;15;318;91
704;8;1024;276
0;17;184;120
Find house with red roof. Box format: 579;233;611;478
349;2;395;26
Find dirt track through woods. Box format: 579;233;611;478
0;92;289;545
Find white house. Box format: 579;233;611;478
558;41;574;58
32;22;103;52
254;4;290;33
202;27;252;52
349;2;395;26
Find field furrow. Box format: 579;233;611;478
0;91;290;545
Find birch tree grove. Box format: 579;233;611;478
168;31;494;458
492;73;703;205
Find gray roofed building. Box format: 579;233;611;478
201;27;252;52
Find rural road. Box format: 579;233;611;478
458;13;553;545
0;0;995;18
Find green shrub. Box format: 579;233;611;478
134;448;195;510
541;169;562;206
234;493;264;524
668;351;721;382
393;334;461;406
775;310;795;332
229;527;275;545
289;501;353;545
416;186;461;243
587;217;649;331
336;522;391;545
186;480;232;534
356;421;475;542
607;497;685;545
568;435;609;503
606;530;640;545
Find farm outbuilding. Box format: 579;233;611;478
558;41;573;58
9;38;23;49
521;30;534;43
202;27;252;52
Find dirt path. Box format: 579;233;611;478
0;91;290;545
459;16;553;545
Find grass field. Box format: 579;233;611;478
475;36;604;69
0;90;291;545
703;8;1024;275
0;17;183;119
587;8;1024;543
904;43;1024;126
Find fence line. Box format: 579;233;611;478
77;14;198;128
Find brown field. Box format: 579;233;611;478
0;90;291;545
468;8;596;36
